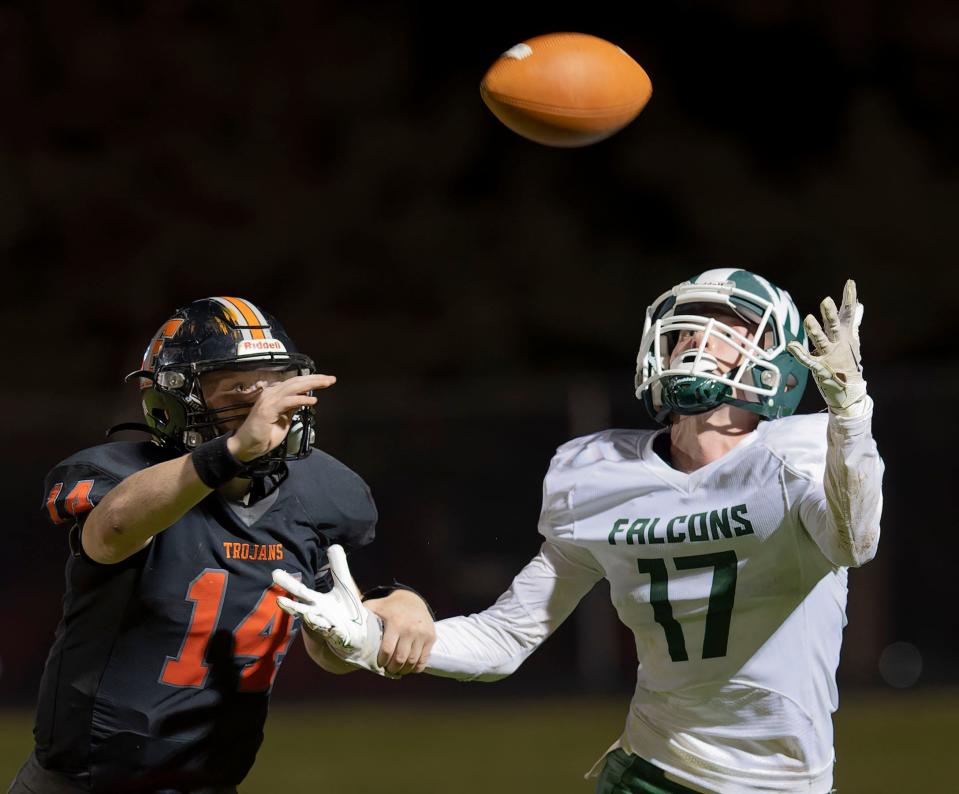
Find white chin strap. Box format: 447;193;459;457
670;350;721;376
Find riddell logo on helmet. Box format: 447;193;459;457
237;339;287;355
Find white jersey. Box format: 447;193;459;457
428;406;883;793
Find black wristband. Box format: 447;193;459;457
362;582;435;620
191;433;246;488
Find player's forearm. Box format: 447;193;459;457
82;453;212;563
426;610;546;681
425;541;601;681
804;396;884;567
824;398;883;565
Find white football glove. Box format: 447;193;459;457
787;279;868;417
272;545;390;677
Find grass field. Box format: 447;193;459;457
0;690;953;792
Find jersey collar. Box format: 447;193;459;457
640;423;765;492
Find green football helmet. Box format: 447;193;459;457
635;268;809;424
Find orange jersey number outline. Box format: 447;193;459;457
45;480;96;525
160;569;298;692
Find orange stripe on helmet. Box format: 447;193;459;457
162;318;184;338
221;297;267;339
140;318;185;374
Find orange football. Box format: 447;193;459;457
480;32;652;147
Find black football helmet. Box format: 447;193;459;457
117;297;317;476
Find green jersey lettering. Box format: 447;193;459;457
731;504;754;536
688;512;709;542
709;508;733;540
627;518;648;545
646;517;664;544
609;518;628;545
666;515;687;543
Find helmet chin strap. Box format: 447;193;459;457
660;351;732;416
670;350;721;376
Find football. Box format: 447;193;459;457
480;32;652;147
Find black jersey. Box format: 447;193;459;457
36;442;376;793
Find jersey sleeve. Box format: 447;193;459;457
536;433;604;543
426;444;604;681
779;402;884;568
41;448;138;527
426;539;604;681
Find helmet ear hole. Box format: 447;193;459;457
151;407;170;426
784;373;798;392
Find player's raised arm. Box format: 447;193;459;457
786;279;884;567
83;374;334;564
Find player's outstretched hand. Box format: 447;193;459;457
272;545;392;678
787;279;868;417
228;374;335;462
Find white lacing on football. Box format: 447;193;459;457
502;43;533;60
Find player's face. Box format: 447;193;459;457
670;308;757;374
200;368;296;430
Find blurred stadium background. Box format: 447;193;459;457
2;1;957;791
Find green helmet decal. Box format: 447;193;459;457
635;268;809;423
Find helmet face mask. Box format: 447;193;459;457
130;297;317;475
635;269;809;424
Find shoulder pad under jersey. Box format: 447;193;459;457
539;428;655;542
552;428;656;469
284;448;377;552
756;413;829;481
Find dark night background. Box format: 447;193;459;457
1;0;957;729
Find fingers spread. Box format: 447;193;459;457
276;597;332;631
803;314;830;354
786;341;813;369
273;374;337;396
842;279;857;312
838;279;863;329
820;297;840;341
272;569;314;601
326;546;361;600
326;545;349;578
274;395;318;412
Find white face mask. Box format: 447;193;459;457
636;282;789;410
